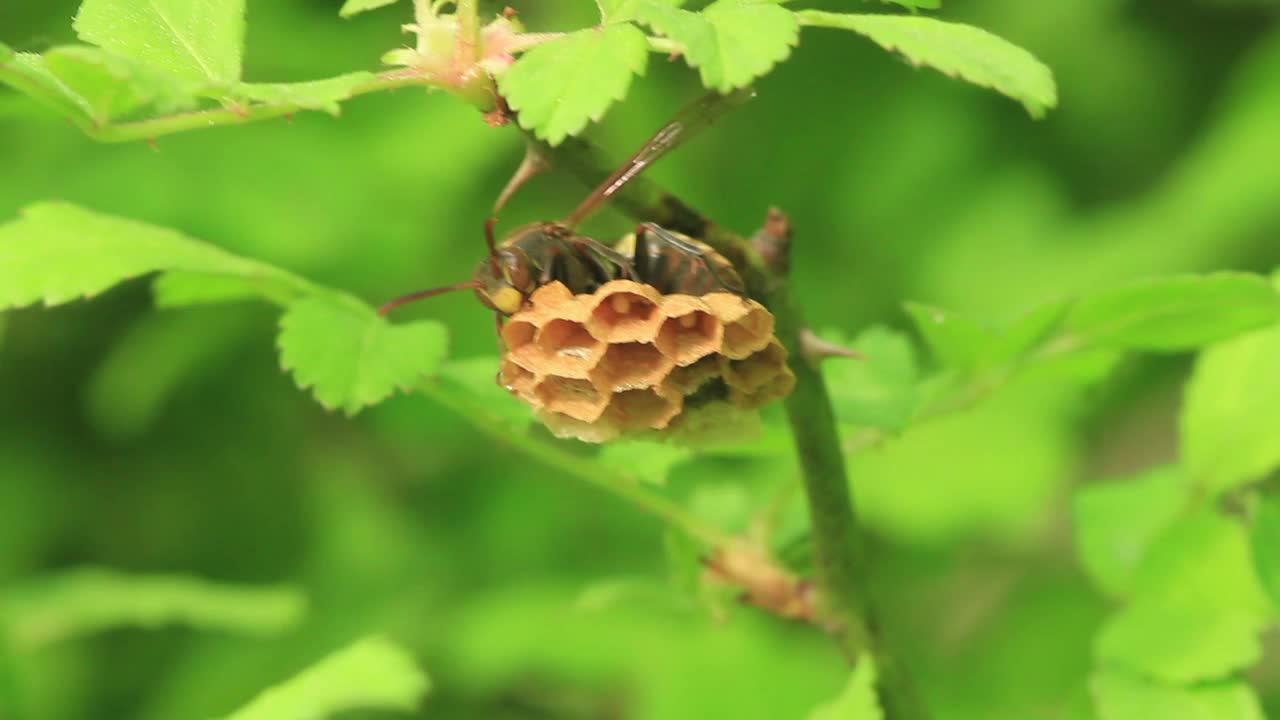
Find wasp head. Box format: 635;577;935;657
473;246;535;316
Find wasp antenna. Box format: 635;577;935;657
378;280;482;316
484;217;501;274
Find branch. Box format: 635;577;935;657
527;133;930;720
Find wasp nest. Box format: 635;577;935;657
498;281;795;443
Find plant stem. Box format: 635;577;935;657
76;72;437;143
455;0;480;67
534;131;931;720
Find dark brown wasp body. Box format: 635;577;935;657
380;90;751;322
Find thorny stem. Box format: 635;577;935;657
535;132;931;720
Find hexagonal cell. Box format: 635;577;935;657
534;375;609;422
660;354;723;398
498;357;537;400
533;319;604;378
590;342;673;392
528;281;576;311
585;282;664;343
655;308;722;366
721;305;775;360
500;321;542;371
603;388;682;432
538;410;620;443
721;340;789;394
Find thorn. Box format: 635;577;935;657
800;329;865;365
146;137;160;152
502;6;518;18
492;143;551;214
283;112;295;124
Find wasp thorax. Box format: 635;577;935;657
498;280;793;444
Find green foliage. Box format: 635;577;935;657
1072;466;1188;597
794;11;1057;117
0;203;306;310
1181;326;1280;494
73;0;246;90
629;0;799;92
1093;509;1273;682
809;658;882;720
0;568;304;651
222;636;429;720
598;441;693;485
1091;669;1265;720
279;296;447;415
237;73;376;116
1064;273;1280;352
824;326;919;431
339;0;404;18
499;24;649;145
1252;495;1280;612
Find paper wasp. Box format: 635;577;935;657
379;89;751;323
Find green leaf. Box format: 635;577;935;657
824;326;919;431
0;568;304;651
795;12;1057;118
152;270;300;308
73;0;246;89
1091;669;1265;720
1072;466;1189;597
1181;326;1280;493
223;636;429;720
278;296;448;415
0;51;99;126
809;657;882;720
634;0;799;92
597;441;692;485
1097;604;1262;683
339;0;404;18
1066;273;1280;352
904;302;991;371
498;24;649;145
44;45;194;121
0;203;308;310
1250;495;1280;612
237;72;376;116
1095;508;1273;682
983;299;1070;367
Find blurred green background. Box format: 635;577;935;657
3;1;1280;718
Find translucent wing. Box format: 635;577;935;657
564;88;754;229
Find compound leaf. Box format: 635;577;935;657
796;11;1056;117
1181;326;1280;494
499;23;649;145
1073;466;1189;597
0;567;304;651
0;203;308;310
824;326;919;431
1091;669;1264;720
1067;273;1280;352
73;0;246;89
635;0;799;92
223;636;429;720
278;296;448;415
